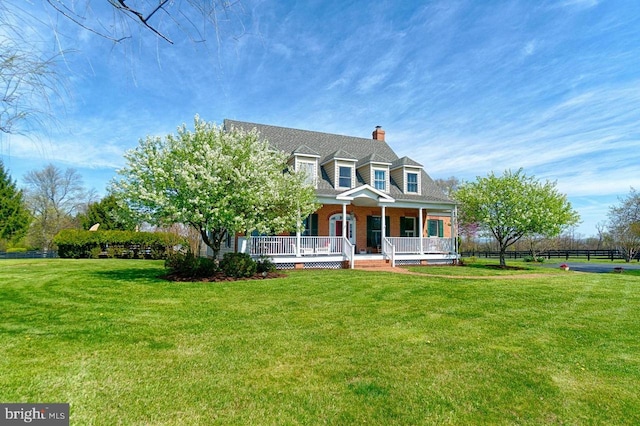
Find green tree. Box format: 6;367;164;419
24;164;93;250
455;169;580;266
78;194;137;231
0;161;30;242
607;188;640;262
112;115;318;259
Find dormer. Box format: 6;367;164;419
289;145;320;187
391;156;423;195
357;153;392;193
321;149;357;190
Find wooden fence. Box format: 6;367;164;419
0;251;58;259
460;249;639;261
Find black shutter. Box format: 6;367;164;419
311;214;318;236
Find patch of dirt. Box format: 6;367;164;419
160;271;285;282
481;265;527;271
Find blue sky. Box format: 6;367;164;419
1;0;639;237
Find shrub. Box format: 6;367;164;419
53;229;185;259
6;247;28;253
220;252;256;278
165;252;219;278
256;256;276;274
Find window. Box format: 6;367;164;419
302;214;318;236
366;215;390;248
406;172;418;193
289;214;318;237
374;169;386;191
428;219;444;237
400;217;416;237
298;161;316;186
338;166;352;188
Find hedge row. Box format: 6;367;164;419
53;229;187;259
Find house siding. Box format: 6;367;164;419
358;163;372;186
323;161;336;188
390;167;404;194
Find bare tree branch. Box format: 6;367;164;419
110;0;174;43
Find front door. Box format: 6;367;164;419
329;214;355;244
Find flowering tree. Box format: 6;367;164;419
455;169;580;266
112;116;317;259
607;188;640;262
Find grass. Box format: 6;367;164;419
1;259;639;424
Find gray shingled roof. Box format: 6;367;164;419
322;149;357;164
224;119;453;204
391;156;423;168
291;145;320;157
357;153;392;166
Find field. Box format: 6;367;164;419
1;259;639;424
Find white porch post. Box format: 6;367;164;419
451;207;457;255
419;207;424;255
296;210;301;257
381;204;386;242
342;203;347;241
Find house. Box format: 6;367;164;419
209;119;458;269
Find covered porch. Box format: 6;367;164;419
238;235;457;269
239;185;458;269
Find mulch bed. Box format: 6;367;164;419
482;265;527;271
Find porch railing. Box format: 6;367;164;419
385;237;453;254
342;237;355;269
382;237;395;267
246;236;343;256
423;237;453;253
243;236;452;258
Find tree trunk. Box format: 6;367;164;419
199;227;224;260
499;246;507;267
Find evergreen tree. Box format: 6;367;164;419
78;194;137;231
0;161;30;241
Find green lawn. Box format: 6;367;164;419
1;259;639;425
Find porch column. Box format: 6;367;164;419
381;204;386;243
419;207;424;255
451;207;457;255
296;212;301;257
342;203;348;241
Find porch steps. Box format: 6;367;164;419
353;258;392;269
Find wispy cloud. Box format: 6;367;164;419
5;0;640;235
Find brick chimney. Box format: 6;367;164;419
372;125;385;141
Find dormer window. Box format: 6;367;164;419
390;156;423;195
406;172;419;193
374;169;387;191
338;166;352;188
297;160;317;187
291;146;320;189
